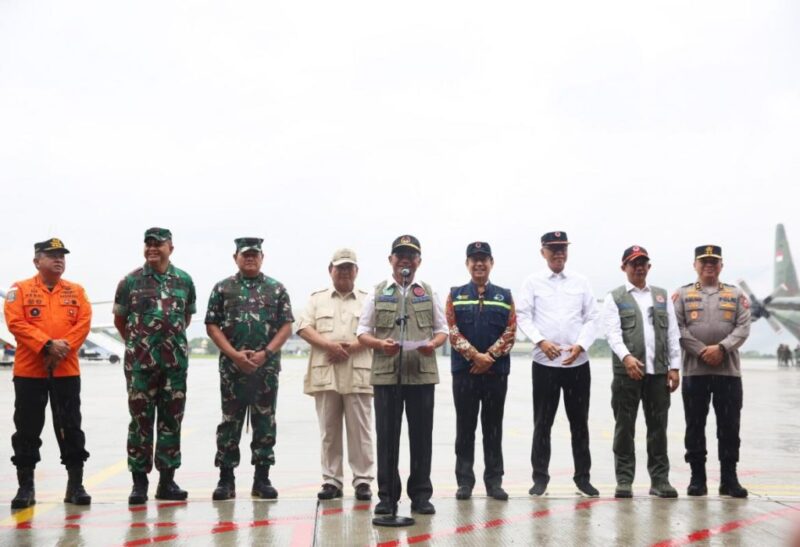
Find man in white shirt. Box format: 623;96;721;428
602;245;681;499
516;231;599;497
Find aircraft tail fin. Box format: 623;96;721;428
774;223;799;296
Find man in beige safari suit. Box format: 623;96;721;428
297;249;375;501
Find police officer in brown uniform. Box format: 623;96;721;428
674;245;751;498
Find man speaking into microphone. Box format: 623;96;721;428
357;235;448;516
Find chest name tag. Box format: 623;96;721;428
377;296;398;303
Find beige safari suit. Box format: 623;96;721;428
297;287;374;489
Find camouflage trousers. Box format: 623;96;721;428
124;362;187;473
215;362;279;469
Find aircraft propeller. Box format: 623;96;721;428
738;279;785;332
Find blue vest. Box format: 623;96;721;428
449;282;513;375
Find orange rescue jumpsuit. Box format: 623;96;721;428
4;275;92;378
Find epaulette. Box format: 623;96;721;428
722;282;737;289
356;288;368;295
681;282;694;288
310;287;330;295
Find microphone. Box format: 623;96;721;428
400;268;411;278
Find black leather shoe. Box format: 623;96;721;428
528;482;548;496
719;481;748;498
355;483;372;501
575;480;599;498
128;472;149;505
486;486;509;501
317;484;343;500
252;466;278;499
411;500;436;514
64;467;92;505
155;470;188;501
373;500;393;515
687;481;708;496
212;468;235;501
455;485;472;500
614;484;633;499
11;468;36;510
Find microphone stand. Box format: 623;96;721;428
372;271;415;527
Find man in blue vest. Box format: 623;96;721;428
445;242;516;501
602;245;681;498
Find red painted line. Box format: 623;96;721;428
376;499;611;546
123;534;179;546
290;522;315;547
651;506;799;547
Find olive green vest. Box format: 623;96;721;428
370;280;440;386
611;285;670;375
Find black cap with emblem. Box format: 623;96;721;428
541;231;569;246
466;241;492;258
695;245;722;260
391;234;421;254
622;245;649;265
34;238;70;254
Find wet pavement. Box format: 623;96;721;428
1;356;799;545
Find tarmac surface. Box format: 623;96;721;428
1;355;799;546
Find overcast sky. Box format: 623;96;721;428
1;1;798;351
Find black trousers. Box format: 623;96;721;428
373;384;434;505
11;376;90;469
452;372;508;489
531;361;591;484
682;375;743;464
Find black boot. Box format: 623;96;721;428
11;468;35;510
687;462;707;496
129;472;149;505
252;465;278;499
719;461;748;498
212;467;236;501
155;469;188;501
64;466;92;505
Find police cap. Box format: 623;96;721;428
34;238;70;254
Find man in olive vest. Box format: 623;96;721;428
357;235;448;516
602;246;682;498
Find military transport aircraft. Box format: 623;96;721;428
739;223;800;341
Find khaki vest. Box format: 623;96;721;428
370;280;440;386
611;285;670;375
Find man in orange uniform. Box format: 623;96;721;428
3;238;93;509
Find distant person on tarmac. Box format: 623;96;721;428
446;241;516;502
602;245;681;499
516;231;600;498
297;248;375;502
673;245;751;498
4;238;92;509
113;227;196;505
205;237;293;501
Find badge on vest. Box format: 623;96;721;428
494;293;505;301
413;286;426;297
377;295;398;303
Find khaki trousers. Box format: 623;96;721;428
314;391;374;488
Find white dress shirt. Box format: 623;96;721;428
356;278;447;336
516;268;599;368
602;282;682;374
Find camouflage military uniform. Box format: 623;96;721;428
113;263;197;473
205;272;293;468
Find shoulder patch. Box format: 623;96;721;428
6;287;18;303
671;291;680;302
740;294;750;309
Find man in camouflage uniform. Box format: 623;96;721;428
205;237;293;500
113;227;196;505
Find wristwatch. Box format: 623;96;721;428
44;340;53;354
264;348;275;360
